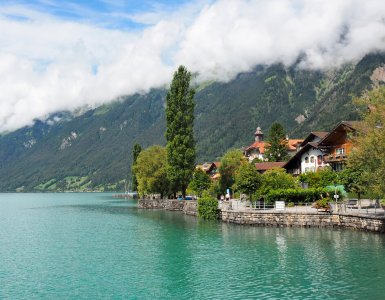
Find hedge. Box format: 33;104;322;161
265;188;337;204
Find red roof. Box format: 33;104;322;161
245;139;302;153
245;141;266;153
287;139;303;151
255;162;286;171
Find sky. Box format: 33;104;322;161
1;0;385;132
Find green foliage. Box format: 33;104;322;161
131;143;142;191
265;188;330;204
197;191;219;220
165;66;196;197
258;168;297;196
314;198;331;209
0;54;385;191
234;163;261;200
287;202;295;207
299;167;338;188
219;149;245;193
189;168;211;197
349;86;385;199
264;122;288;162
133;145;169;198
338;167;366;199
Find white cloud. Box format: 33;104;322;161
1;0;385;131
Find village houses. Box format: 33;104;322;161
284;121;357;175
196;121;358;178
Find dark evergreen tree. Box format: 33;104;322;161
265;122;288;162
165;66;196;198
131;143;142;191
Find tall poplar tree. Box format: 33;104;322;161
131;143;142;191
166;65;196;198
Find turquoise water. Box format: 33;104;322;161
1;193;385;299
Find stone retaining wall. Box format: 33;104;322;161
138;199;385;233
138;199;197;215
221;210;385;233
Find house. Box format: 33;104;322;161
317;121;358;171
243;127;266;162
243;126;303;162
284;121;357;174
255;162;286;173
284;131;329;175
286;138;304;157
196;161;221;180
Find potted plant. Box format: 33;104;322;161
314;197;331;212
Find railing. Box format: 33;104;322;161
219;200;385;217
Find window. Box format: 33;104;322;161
305;156;309;163
310;156;314;163
336;148;345;155
317;155;322;165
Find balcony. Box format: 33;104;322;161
324;154;348;163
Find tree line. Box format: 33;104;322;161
131;64;385;208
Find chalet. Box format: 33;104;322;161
284;121;357;174
317;121;358;171
284;131;329;175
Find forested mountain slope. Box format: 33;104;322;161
0;53;384;191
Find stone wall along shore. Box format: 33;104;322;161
137;199;385;233
137;198;197;216
221;210;385;233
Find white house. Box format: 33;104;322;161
284;132;329;175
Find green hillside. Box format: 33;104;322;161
0;53;384;192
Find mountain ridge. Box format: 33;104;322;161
0;53;384;192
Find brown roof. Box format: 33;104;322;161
318;121;358;146
255;162;286;171
311;132;329;139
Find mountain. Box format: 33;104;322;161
0;53;384;192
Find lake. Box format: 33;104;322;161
1;193;385;299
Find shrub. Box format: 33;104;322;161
287;202;295;207
197;192;219;220
314;198;331;209
265;188;333;204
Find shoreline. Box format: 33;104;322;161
138;198;385;233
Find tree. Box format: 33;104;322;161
234;163;261;201
298;167;338;189
219;149;245;194
338;167;366;199
133;145;169;198
348;86;385;199
264;122;288;162
189;168;211;197
165;65;196;198
131;143;142;191
197;191;219;220
259;168;296;196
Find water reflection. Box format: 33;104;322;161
1;194;385;299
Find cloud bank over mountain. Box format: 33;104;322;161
1;0;385;131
